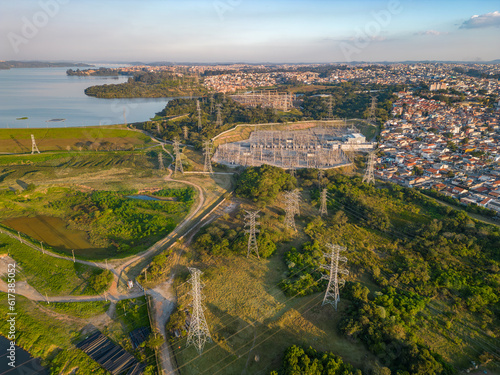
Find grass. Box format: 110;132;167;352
42;301;111;318
0;125;151;153
0;232;105;296
0;293;108;374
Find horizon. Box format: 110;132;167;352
1;0;500;63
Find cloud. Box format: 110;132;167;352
414;30;448;36
460;11;500;29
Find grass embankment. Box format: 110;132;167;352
0;233;110;296
0;293;109;374
42;301;111;318
0;125;151;154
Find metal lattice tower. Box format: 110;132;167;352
215;104;223;127
368;95;377;122
321;244;349;310
327;96;333;119
244;210;260;258
173;138;184;175
186;267;212;354
158;150;164;170
284;191;298;231
362;152;375;184
31;134;40;154
318;169;324;188
183;126;189;139
209;94;215;113
320;188;328;216
292;189;301;216
196;100;202;131
203;140;213;173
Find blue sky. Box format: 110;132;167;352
1;0;499;63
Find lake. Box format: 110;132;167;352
0;66;172;128
0;335;48;374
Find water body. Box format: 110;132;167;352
0;335;48;374
0;66;172;128
126;194;162;201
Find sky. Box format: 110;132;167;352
1;0;499;63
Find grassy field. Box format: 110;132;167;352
0;125;151;153
168;175;500;375
42;301;111;318
0;232;108;296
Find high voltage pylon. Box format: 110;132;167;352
320;188;328;216
215;104;223;127
158;150;164;170
318;169;324;188
173;138;184;175
183;125;189;139
292;189;301;216
368;95;377;123
362;152;375;184
209;94;215;113
31;134;40;154
326;96;333;119
244;210;260;259
196;100;202;131
186;267;212;354
321;244;349;310
203;140;213;173
284;190;299;231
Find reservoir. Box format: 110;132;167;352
0;335;48;374
0;66;172;128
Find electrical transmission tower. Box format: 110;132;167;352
326;96;333;119
209;94;215;113
158;150;164;170
362;152;375;184
368;95;377;123
289;167;295;178
31;134;40;154
196;100;202;131
292;189;301;216
173;138;184;175
321;244;349;310
183;125;189;139
186;267;212;354
244;210;260;258
320;188;328;216
215;104;223;127
284;190;298;231
203;140;213;173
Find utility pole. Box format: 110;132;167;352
158;150;164;170
196;100;202;131
284;191;298;231
173;138;184;175
186;267;212;354
72;249;75;263
31;134;40;154
362;152;375;184
203;140;213;173
216;104;223;127
244;211;260;259
40;241;44;254
321;244;349;310
320;188;328;216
